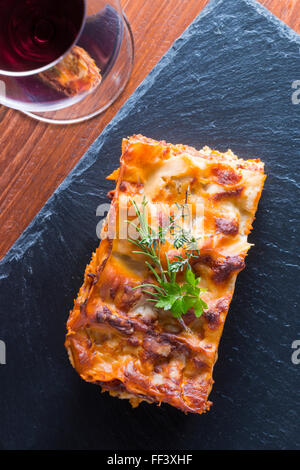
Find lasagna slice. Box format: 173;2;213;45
40;46;101;97
65;135;266;414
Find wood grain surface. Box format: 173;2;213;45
0;0;299;259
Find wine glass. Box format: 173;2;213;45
0;0;134;124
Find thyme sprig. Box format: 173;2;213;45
127;197;208;320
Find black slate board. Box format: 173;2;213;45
0;0;299;450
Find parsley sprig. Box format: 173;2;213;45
127;197;208;321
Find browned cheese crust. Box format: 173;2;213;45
40;46;101;97
65;135;266;414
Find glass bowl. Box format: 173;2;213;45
0;0;134;124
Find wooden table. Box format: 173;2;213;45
0;0;299;259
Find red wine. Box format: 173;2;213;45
0;0;85;73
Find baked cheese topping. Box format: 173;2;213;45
65;135;266;414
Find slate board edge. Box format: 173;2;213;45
1;0;300;268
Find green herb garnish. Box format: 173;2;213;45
127;197;208;322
